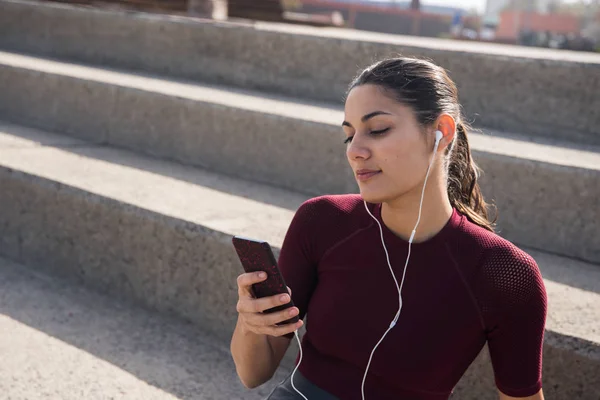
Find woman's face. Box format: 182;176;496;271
343;84;434;204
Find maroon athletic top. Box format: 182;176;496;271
278;194;547;400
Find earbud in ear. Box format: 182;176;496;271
435;130;443;144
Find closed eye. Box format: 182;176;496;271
343;128;390;144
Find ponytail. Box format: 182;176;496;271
447;122;498;232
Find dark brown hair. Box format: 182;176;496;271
347;56;497;232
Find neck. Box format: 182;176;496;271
380;180;453;244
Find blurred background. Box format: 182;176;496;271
46;0;600;52
0;0;598;399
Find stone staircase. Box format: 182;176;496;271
0;0;599;399
0;255;290;399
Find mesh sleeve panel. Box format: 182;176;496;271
475;241;548;397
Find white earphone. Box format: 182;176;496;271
435;129;443;144
290;130;444;400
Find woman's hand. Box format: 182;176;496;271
236;271;304;337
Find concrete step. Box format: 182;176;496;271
0;256;292;400
0;122;599;399
1;0;599;146
0;51;598;263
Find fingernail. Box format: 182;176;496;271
280;294;289;302
259;272;266;278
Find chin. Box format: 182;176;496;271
358;190;386;205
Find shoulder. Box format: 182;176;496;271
295;193;368;223
457;215;537;268
290;194;372;258
462;219;546;308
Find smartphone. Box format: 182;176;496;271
232;235;299;326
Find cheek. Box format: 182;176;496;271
386;134;426;165
382;146;425;182
383;147;410;168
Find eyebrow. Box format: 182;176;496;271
342;111;392;128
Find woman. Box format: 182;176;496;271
230;57;548;400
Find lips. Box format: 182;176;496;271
356;170;381;181
356;169;381;175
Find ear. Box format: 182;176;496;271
434;114;456;150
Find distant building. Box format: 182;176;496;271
495;10;580;42
296;0;474;37
484;0;556;26
307;0;467;16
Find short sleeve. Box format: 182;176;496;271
278;199;320;339
476;246;548;397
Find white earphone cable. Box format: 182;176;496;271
290;330;308;400
290;132;442;400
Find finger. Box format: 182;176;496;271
246;305;299;327
246;316;303;337
238;292;292;314
287;286;292;296
264;319;304;337
237;271;267;297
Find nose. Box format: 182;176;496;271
346;134;371;161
